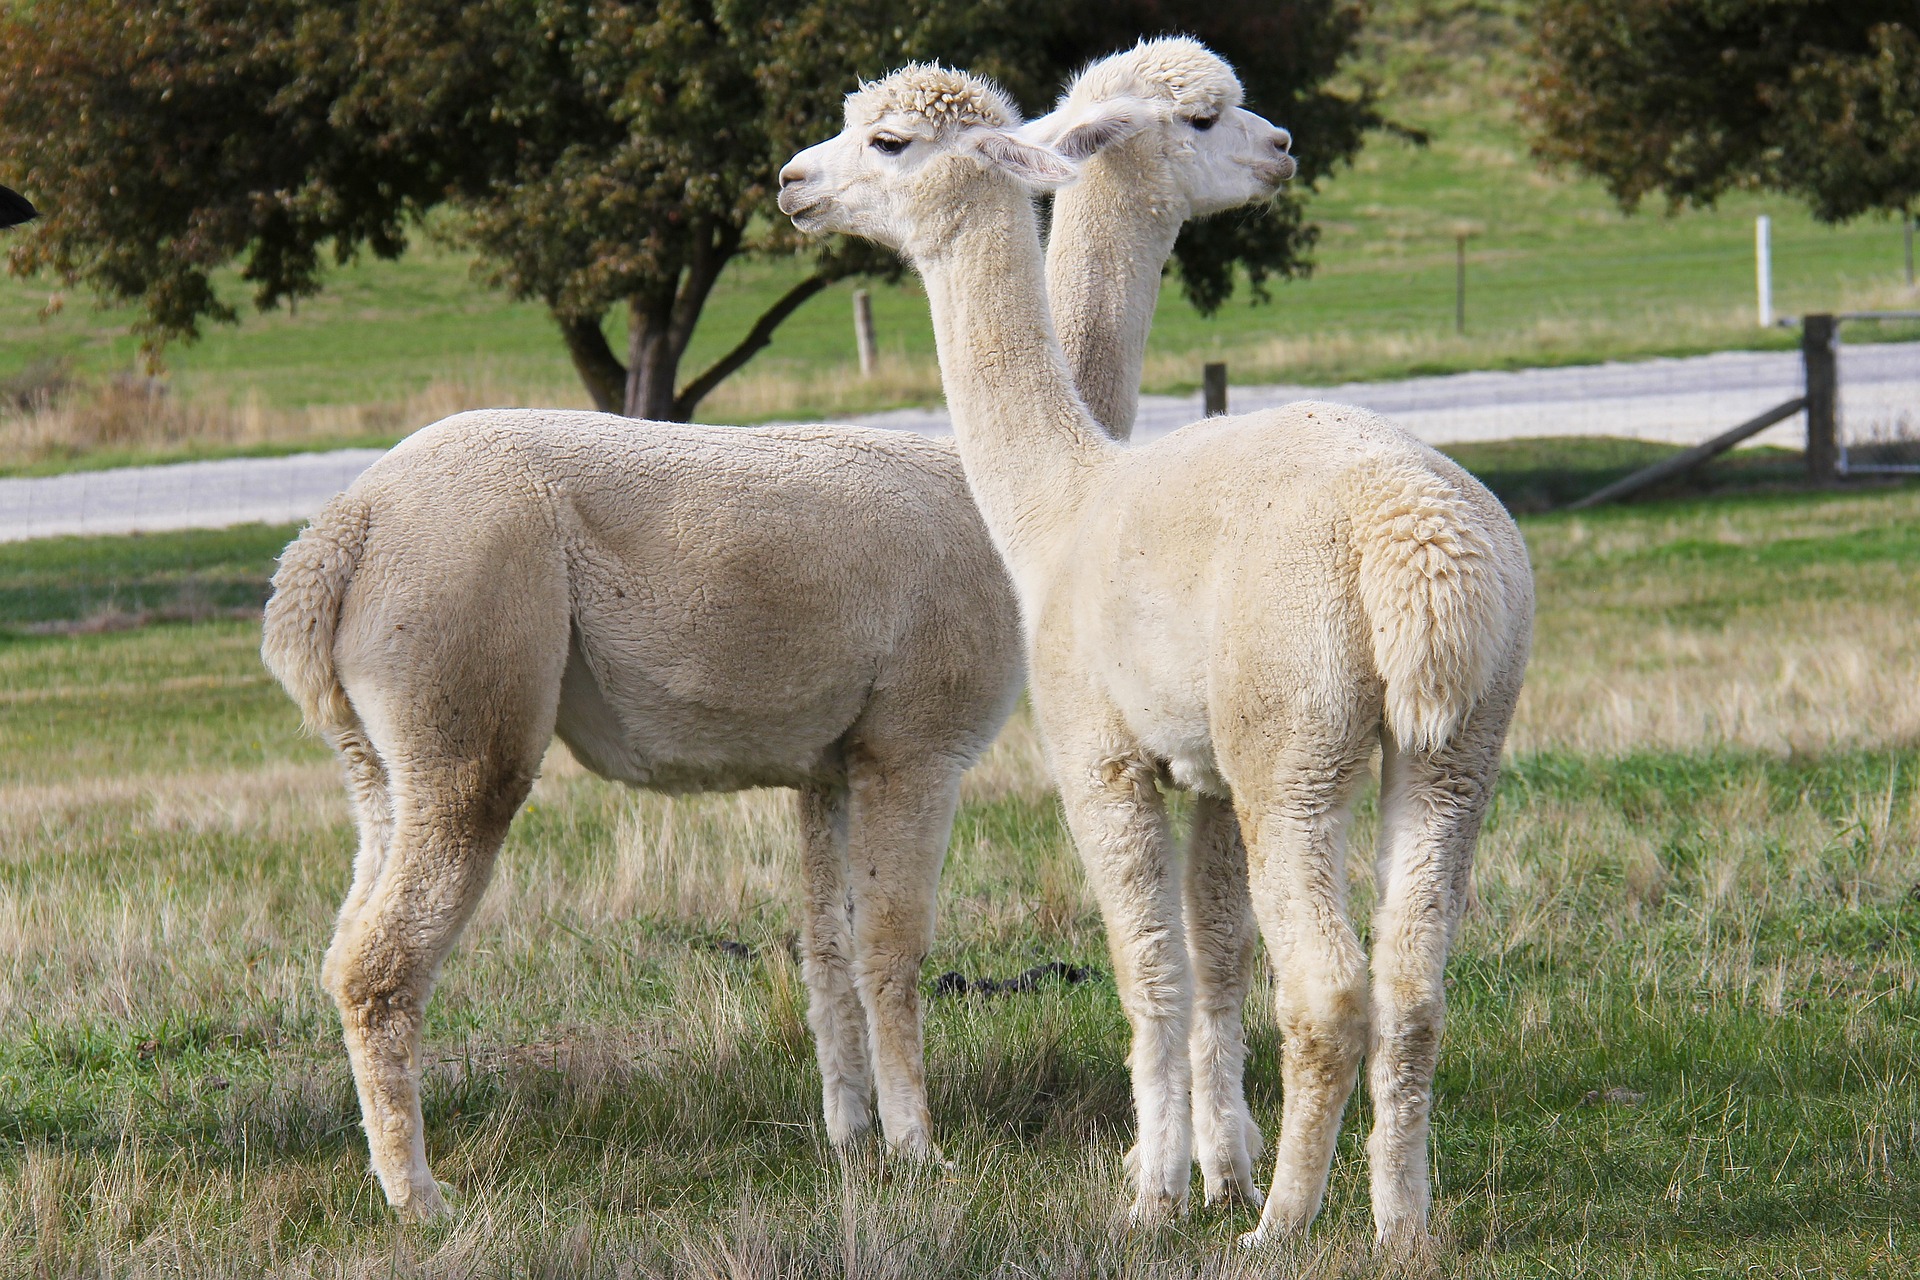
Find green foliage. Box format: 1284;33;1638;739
0;0;1374;420
1527;0;1920;221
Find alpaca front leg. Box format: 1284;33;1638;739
795;785;872;1145
1055;741;1193;1221
845;757;963;1161
1185;793;1263;1209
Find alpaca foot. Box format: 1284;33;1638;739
1202;1172;1264;1211
1127;1187;1186;1226
826;1115;875;1151
1238;1220;1298;1251
1375;1218;1437;1270
884;1125;949;1168
1123;1145;1191;1226
389;1178;454;1224
1196;1121;1263;1210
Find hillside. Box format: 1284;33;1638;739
0;0;1912;462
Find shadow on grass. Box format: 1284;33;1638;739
1444;437;1819;513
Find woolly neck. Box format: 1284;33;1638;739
913;178;1115;581
1046;149;1184;440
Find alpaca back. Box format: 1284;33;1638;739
273;409;1022;793
1063;402;1531;761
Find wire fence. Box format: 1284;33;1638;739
1831;314;1920;475
0;331;1913;540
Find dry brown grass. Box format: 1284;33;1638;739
0;372;590;471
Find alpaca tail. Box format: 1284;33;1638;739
261;492;372;742
1347;460;1529;754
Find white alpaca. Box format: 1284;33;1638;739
260;44;1289;1223
1026;38;1295;1210
1028;39;1294;441
779;66;1532;1246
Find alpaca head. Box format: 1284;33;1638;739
778;64;1077;255
1021;37;1294;217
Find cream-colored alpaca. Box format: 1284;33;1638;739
265;419;1016;1221
1025;37;1294;1210
1028;39;1294;440
779;67;1532;1246
260;44;1288;1224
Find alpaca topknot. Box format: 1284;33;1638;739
847;63;1021;132
1065;36;1243;113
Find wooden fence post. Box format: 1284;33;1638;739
1455;232;1468;335
852;288;877;377
1802;313;1838;482
1203;362;1228;416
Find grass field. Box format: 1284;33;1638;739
1;2;1915;474
2;463;1917;1277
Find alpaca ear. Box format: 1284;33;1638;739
969;129;1079;189
1021;99;1153;161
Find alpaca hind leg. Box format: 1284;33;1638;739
322;724;393;960
1367;714;1507;1248
843;755;961;1161
1052;734;1192;1221
1185;792;1263;1208
327;755;536;1221
1240;768;1370;1246
795;784;872;1146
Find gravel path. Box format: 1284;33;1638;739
2;341;1912;542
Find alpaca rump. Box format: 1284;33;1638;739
780;62;1532;1246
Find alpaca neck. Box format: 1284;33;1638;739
1046;152;1183;440
914;181;1111;579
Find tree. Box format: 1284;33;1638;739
0;0;1377;420
1526;1;1920;222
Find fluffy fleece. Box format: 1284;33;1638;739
779;62;1533;1246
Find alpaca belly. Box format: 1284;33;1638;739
554;631;846;792
1102;651;1229;797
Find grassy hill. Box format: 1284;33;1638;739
0;0;1913;459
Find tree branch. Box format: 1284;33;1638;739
556;312;627;414
667;220;743;365
672;272;835;421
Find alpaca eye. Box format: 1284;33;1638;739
1189;115;1219;131
871;136;908;155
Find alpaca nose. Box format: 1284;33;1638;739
779;162;807;189
1272;127;1293;156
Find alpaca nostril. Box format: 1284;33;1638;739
778;163;805;189
1272;129;1293;154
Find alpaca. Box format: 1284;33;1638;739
260;47;1290;1223
778;66;1533;1246
1026;38;1295;1211
1027;38;1294;441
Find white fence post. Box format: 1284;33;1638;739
1755;215;1773;327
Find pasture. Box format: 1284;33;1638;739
2;468;1916;1277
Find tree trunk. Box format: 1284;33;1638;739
624;292;680;421
549;243;842;423
556;314;626;414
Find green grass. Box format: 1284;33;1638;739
0;523;294;628
3;473;1920;1276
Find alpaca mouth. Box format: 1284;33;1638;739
776;188;824;219
1257;154;1297;185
